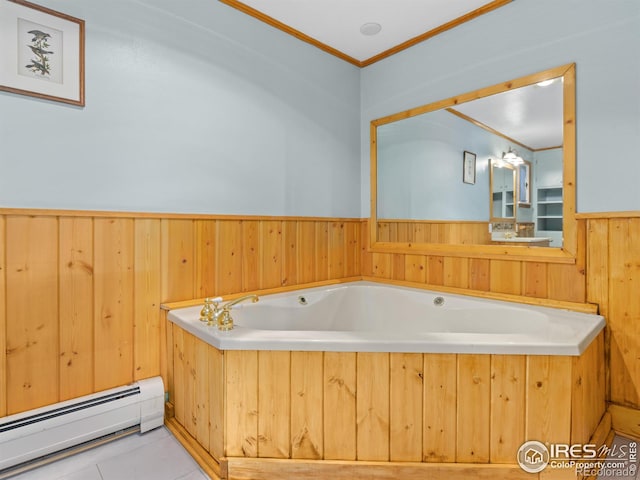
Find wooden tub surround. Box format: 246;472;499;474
163;284;607;480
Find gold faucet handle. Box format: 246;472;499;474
199;296;223;322
218;308;234;331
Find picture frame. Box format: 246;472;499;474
0;0;85;106
517;160;532;207
463;150;476;185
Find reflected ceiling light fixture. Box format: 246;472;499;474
536;79;556;87
502;147;524;165
360;22;382;36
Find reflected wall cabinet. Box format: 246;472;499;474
536;186;563;246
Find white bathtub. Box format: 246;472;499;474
167;281;605;355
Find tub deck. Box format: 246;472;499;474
167;281;604;355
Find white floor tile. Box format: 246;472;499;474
96;435;203;480
4;427;207;480
176;471;210;480
55;465;103;480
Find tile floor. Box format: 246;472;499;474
4;427;210;480
3;426;637;480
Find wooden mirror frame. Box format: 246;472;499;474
369;63;576;263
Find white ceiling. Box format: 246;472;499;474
223;0;508;65
379;79;564;152
221;0;561;149
453;78;564;150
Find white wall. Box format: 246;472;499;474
2;0;637;218
361;0;640;216
377;109;516;221
0;0;361;217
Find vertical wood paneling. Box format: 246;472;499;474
133;219;161;380
282;221;298;287
571;334;605;446
489;260;521;295
297;222;316;284
426;256;444;285
258;351;291;458
390;353;423;461
315;222;329;281
423;354;457;463
586;219;610;403
226;350;258;457
94;218;134;391
360;221;373;277
217;220;243;295
328;222;345;279
490;355;526;463
391;253;405;280
324;352;356;460
208;345;225;460
0;216;5;416
522;262;548;298
161;219;194;302
166;325;604;472
260;221;282;289
377;222;390;242
526;356;572;445
194;338;210;451
586;219;609;312
370;221;498;246
194;219;217;298
345;221;361;277
547;263;585;303
456;355;491;463
469;259;490;291
290;351;324;460
172;325;185;425
241;220;260;292
6;216;59;414
371;253;392;279
405;255;426;283
443;258;469;289
356;353;390;461
1;214;367;417
608;219;640;406
165;315;174;414
0;208;628;465
183;332;197;436
59;217;94;400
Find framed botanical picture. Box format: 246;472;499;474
0;0;85;106
463;150;476;185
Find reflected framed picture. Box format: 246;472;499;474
0;0;85;106
463;150;476;185
518;160;532;207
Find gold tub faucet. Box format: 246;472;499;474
201;294;259;330
200;296;222;325
217;294;259;331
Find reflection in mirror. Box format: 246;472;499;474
490;160;515;221
372;63;575;257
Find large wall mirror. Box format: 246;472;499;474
370;63;577;262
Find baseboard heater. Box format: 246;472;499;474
0;376;164;473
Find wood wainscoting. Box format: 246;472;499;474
377;219;491;245
165;316;605;480
0;209;362;417
1;207;639;466
366;215;640;413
